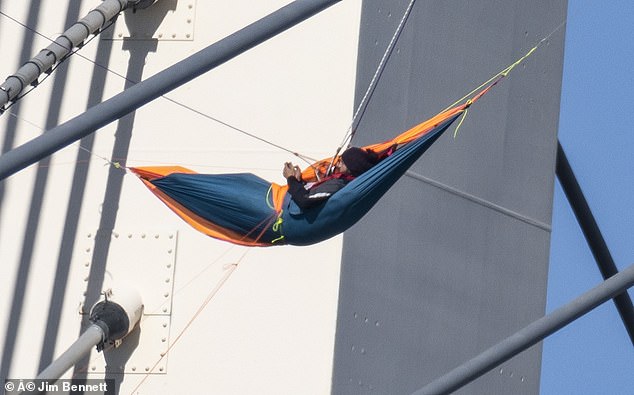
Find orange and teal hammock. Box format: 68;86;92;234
131;89;490;247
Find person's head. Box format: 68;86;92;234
339;147;379;176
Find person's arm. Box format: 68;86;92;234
284;162;317;210
286;176;319;209
287;176;348;210
284;162;346;210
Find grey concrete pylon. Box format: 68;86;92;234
0;0;341;180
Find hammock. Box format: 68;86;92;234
130;98;479;247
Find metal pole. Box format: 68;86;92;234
412;263;634;395
556;141;634;345
26;287;142;394
0;0;132;110
0;0;342;180
34;324;104;382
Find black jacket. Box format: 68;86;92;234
286;176;349;210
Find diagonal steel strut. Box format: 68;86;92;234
0;0;341;180
413;262;634;395
556;140;634;345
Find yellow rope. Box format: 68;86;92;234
442;44;537;115
265;185;275;209
453;102;471;139
271;213;285;243
447;21;566;138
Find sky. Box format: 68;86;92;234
540;1;634;394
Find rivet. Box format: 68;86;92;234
164;292;170;298
131;367;136;371
145;367;150;372
155;234;159;239
165;278;170;283
163;307;168;313
161;338;166;342
172;33;177;38
128;234;133;238
186;34;191;38
141;234;146;238
112;232;119;238
158;33;163;38
91;366;96;371
159;367;164;372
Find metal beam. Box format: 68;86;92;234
33;324;105;384
412;262;634;395
0;0;132;110
556;141;634;345
0;0;341;180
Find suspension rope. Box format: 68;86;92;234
0;9;317;167
443;20;567;115
326;0;418;175
0;10;117;113
447;20;567;139
129;256;243;394
342;0;418;148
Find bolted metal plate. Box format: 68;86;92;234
85;315;171;375
77;230;177;374
110;0;196;41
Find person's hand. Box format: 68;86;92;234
283;162;301;180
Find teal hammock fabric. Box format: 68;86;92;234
132;114;459;246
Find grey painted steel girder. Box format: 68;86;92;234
0;0;341;180
556;141;634;345
413;262;634;395
0;0;150;111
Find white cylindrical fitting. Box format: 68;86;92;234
90;286;143;341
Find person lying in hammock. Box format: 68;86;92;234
283;147;380;210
